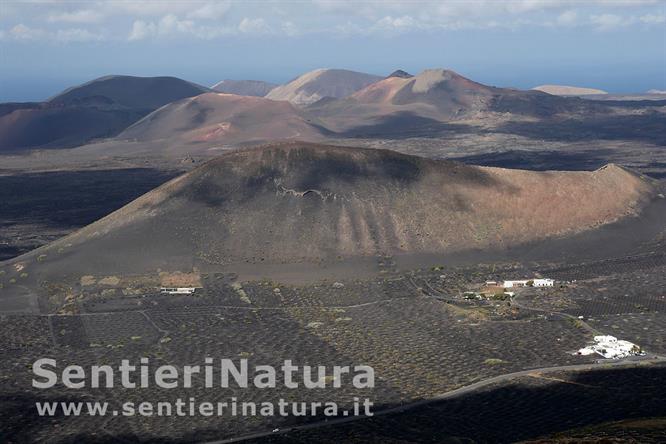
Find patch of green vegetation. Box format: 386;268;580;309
37;254;47;262
568;318;584;329
490;292;510;301
446;304;490;321
231;282;252;304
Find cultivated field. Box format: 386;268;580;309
2;232;665;441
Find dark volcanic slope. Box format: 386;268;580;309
387;69;413;79
0;168;179;261
48;75;210;108
5;143;656;280
0;106;142;150
0;75;209;151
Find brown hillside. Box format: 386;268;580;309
13;143;654;278
266;69;382;105
310;69;590;132
119;93;328;144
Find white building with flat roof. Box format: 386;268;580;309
577;335;642;359
502;280;528;288
533;279;554;287
160;287;199;295
502;278;554;288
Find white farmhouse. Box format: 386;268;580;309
577;335;642;359
160;287;199;295
502;280;529;288
533;279;554;287
502;278;554;288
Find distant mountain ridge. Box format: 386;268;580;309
106;68;626;147
49;75;210;108
306;68;590;133
211;79;277;97
532;84;608;96
119;93;329;144
0;75;209;151
387;69;413;78
2;68;659;153
265;69;382;105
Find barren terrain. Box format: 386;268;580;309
1;67;666;444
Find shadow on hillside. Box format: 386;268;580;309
496;113;666;146
248;365;666;444
452;149;617;172
4;365;665;443
338;112;481;139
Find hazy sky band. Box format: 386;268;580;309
1;0;665;101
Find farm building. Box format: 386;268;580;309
502;280;529;288
502;278;554;288
577;335;643;359
160;287;199;295
533;279;554;287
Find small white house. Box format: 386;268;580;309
160;287;198;295
502;278;554;288
502;280;529;288
533;279;554;287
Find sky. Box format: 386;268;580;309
1;0;665;101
